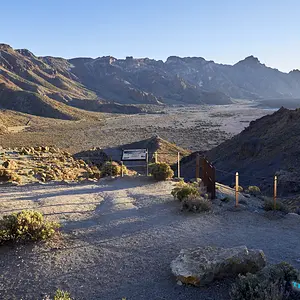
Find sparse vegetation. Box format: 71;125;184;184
171;182;200;201
263;199;289;213
0;210;60;244
233;185;244;192
0;168;21;183
181;195;211;213
221;196;231;203
150;162;174;180
54;289;72;300
230;262;299;300
246;185;261;195
101;161;127;177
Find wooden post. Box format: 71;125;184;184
110;156;113;177
196;153;200;179
211;165;216;200
177;152;180;178
274;175;277;210
154;152;158;163
235;172;239;207
146;149;149;176
121;161;124;177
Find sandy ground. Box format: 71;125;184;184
0;103;274;153
0;177;299;300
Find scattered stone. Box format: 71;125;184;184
2;160;18;169
171;245;266;286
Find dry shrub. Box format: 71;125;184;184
263;199;289;213
246;185;261;195
230;262;299;300
0;210;60;244
0;168;21;183
54;289;72;300
150;162;174;181
172;183;200;201
233;185;244;192
101;161;127;177
181;195;212;213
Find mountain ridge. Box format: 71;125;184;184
1;43;300;119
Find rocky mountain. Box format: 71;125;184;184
181;107;300;195
1;43;300;119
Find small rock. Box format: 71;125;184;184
176;280;183;286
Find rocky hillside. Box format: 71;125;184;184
181;107;300;195
1;43;300;119
75;135;191;165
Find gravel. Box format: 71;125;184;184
0;176;299;300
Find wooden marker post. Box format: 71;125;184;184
110;156;113;177
146;150;149;176
154;152;158;163
274;175;277;210
196;153;200;179
121;161;124;177
177;152;180;178
235;172;239;207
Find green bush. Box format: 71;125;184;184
54;289;72;300
181;195;211;213
0;210;60;244
230;262;299;300
150;162;174;181
233;185;244;192
101;161;127;177
171;183;200;201
246;186;261;195
263;200;289;213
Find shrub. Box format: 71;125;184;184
263;200;289;213
54;289;72;300
0;168;21;183
233;185;244;192
230;262;299;300
88;165;101;180
246;186;261;196
221;196;231;203
101;161;127;177
0;210;60;244
181;195;212;213
171;184;200;201
150;162;174;181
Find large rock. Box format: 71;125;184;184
171;246;266;286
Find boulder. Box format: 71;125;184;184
171;246;266;286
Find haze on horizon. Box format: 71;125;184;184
2;0;300;73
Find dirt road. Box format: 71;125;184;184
0;177;299;300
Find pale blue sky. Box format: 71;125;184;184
1;0;299;72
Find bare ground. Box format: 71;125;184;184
0;103;273;153
0;176;299;300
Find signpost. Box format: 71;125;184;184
121;149;148;176
122;149;148;161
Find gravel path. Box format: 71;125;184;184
0;177;299;300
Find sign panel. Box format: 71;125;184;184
122;149;147;161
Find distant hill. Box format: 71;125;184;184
75;136;191;165
181;107;300;195
1;43;300;120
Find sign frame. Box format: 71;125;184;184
121;149;148;161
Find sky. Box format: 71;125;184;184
1;0;300;72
